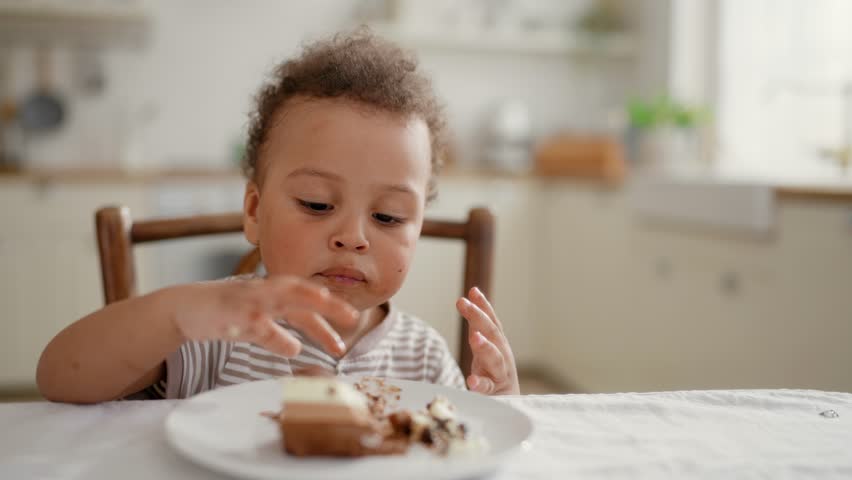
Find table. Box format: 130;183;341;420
2;389;851;479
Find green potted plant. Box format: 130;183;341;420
626;95;710;172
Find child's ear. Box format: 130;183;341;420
243;181;261;246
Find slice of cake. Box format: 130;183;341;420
277;377;408;457
276;376;487;458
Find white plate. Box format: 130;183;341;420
165;377;532;480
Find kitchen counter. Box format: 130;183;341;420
2;166;852;201
775;184;852;201
631;169;852;202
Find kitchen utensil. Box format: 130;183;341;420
482;99;533;172
19;46;65;133
73;46;105;96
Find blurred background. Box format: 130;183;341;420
1;0;851;399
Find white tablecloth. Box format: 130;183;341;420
2;389;851;479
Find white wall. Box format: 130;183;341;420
8;0;642;171
15;0;362;169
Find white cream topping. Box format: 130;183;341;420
281;377;368;409
427;396;456;422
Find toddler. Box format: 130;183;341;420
37;30;519;403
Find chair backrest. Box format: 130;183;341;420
95;206;494;377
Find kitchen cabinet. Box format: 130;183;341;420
139;179;249;292
0;182;151;387
1;175;850;393
537;186;852;393
393;177;539;365
0;176;541;389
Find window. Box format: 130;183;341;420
716;0;852;179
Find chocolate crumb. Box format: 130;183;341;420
421;428;433;446
388;411;413;436
435;418;449;430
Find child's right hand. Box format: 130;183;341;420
168;276;359;358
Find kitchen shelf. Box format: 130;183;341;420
370;22;636;58
0;1;150;48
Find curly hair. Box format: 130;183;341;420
242;28;447;201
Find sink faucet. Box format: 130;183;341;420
819;82;852;173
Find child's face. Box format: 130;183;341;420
243;98;432;311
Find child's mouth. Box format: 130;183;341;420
320;274;363;286
317;267;366;286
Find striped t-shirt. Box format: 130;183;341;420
140;299;466;399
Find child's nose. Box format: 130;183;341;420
332;239;369;252
329;220;370;253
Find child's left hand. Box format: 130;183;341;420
456;287;520;395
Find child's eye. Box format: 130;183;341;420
373;213;403;225
298;199;334;214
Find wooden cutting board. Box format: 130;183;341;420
534;134;626;182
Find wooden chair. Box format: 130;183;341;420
95;206;495;377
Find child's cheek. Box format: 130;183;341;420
376;262;409;299
393;264;407;281
391;261;408;284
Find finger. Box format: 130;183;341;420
240;314;302;357
284;309;346;357
456;297;500;342
264;276;359;329
469;331;506;380
467;374;496;395
469;287;504;332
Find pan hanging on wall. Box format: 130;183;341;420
19;45;65;134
